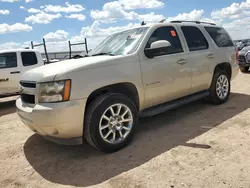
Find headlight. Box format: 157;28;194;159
38;80;71;103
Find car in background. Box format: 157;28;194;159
0;49;44;96
237;39;250;51
238;45;250;73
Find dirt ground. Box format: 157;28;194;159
1;72;250;188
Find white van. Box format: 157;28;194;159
0;49;44;95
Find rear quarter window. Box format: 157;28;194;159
21;52;38;66
205;27;234;47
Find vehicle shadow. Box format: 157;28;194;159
23;93;250;187
0;100;16;117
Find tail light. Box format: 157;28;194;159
236;48;239;64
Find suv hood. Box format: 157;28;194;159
22;55;120;82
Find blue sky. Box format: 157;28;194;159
0;0;249;51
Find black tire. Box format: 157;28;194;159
208;70;231;105
240;66;249;73
84;93;138;153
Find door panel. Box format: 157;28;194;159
185;50;214;94
139;26;192;108
141;54;191;107
180;26;214;94
0;52;20;95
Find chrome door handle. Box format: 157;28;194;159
177;59;187;65
207;53;214;59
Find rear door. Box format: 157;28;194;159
180;26;214;94
0;52;21;94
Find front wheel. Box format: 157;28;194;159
208;71;231;105
84;93;138;153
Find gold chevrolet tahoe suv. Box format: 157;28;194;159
16;21;239;153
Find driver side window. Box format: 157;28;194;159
146;26;183;56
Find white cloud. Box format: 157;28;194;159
20;6;25;9
91;1;164;23
91;1;133;22
44;2;85;13
25;0;33;3
0;0;19;2
222;17;250;39
212;3;243;19
28;8;41;13
65;14;86;21
0;42;21;50
209;0;250;39
80;21;139;37
25;12;62;24
0;41;69;53
0;10;10;15
70;21;140;49
211;0;250;19
166;9;205;22
0;23;32;34
44;30;69;42
119;0;164;10
137;12;164;23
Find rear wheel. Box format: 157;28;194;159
84;93;138;153
240;66;249;73
208;70;231;105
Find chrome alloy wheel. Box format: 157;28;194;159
99;103;133;144
216;75;229;100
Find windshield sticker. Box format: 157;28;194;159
170;30;177;37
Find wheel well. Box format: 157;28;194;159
214;62;232;79
86;83;140;110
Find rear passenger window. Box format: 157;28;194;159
21;52;38;66
181;26;209;51
0;53;17;69
146;26;183;56
205;27;234;47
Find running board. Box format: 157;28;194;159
139;90;210;118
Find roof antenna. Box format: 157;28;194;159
159;19;166;23
141;21;146;26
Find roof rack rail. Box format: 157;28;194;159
170;20;216;26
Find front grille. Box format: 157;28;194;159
20;81;36;88
21;94;35;104
238;55;247;63
20;81;36;104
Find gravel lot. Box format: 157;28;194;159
1;72;250;188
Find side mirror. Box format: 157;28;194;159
150;40;171;49
144;40;171;58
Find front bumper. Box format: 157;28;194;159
16;97;87;145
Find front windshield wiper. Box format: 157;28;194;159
91;52;116;56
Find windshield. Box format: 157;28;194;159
89;27;149;56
